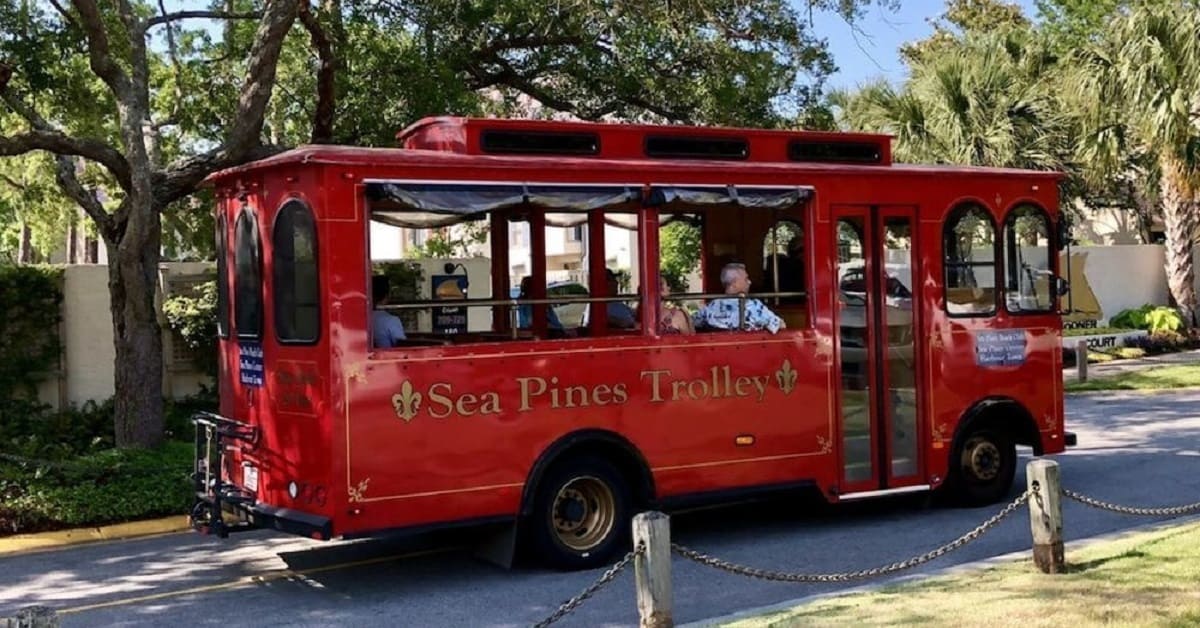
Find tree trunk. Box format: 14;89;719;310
1159;161;1198;327
105;206;165;448
18;222;32;263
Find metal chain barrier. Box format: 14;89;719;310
1061;487;1200;517
531;542;645;628
671;490;1029;583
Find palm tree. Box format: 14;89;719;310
834;28;1071;172
1068;5;1200;325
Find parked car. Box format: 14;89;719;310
510;281;590;328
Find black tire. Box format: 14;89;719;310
946;424;1016;507
528;455;632;570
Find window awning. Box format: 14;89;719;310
646;185;813;211
365;182;813;229
366;182;641;229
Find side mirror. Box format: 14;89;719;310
1054;276;1071;297
1056;216;1071;251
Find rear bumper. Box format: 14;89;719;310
192;494;332;540
191;411;331;540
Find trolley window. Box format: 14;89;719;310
1003;204;1054;314
943;204;997;316
234;208;263;339
273;200;320;343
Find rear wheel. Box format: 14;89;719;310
947;425;1016;507
529;455;632;570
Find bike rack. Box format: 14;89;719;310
191;411;260;538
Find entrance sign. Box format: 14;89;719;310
192;116;1071;571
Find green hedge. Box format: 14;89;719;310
0;264;62;408
0;442;192;534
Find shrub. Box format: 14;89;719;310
1109;304;1185;333
0;441;192;534
0;398;116;461
162;279;218;379
0;264;63;403
1123;330;1198;354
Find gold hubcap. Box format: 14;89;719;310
552;476;616;552
963;437;1001;482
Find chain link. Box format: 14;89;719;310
1061;488;1200;517
671;491;1029;583
531;542;644;628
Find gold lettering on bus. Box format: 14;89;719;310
640;367;770;403
518;376;629;411
390;360;795;424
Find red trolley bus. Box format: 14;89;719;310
193;116;1074;569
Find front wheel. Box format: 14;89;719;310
946;425;1016;507
528;455;632;570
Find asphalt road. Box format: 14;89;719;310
3;390;1199;627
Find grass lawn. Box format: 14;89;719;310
1066;364;1200;393
724;521;1200;628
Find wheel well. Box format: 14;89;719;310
953;397;1043;456
520;430;655;518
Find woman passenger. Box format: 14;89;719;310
657;275;695;335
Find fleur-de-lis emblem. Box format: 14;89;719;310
816;435;832;454
348;478;370;503
392;381;422;422
776;359;798;395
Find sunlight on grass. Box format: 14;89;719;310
722;523;1200;628
1066;365;1200;393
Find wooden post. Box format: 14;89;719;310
633;511;673;628
1075;340;1088;382
4;606;59;628
1026;459;1065;574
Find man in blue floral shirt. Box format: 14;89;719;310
693;263;785;334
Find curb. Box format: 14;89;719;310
1064;386;1200;397
0;516;191;557
680;513;1200;628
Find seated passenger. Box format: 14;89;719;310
371;275;407;348
605;268;637;329
764;235;806;302
656;275;694;335
693;263;785;334
516;276;564;330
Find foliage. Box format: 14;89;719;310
373;261;425;329
659;221;701;292
0;264;62;406
835;23;1071;174
900;0;1031;65
162;279;218;379
1110;304;1185;333
0;441;192;535
1122;330;1200;355
405;222;489;259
